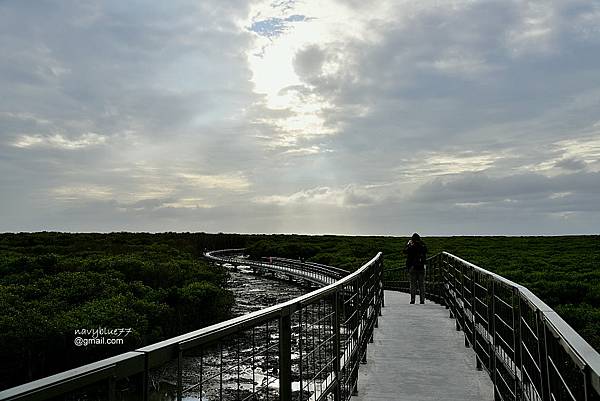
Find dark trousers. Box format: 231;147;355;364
409;268;425;302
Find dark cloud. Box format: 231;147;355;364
555;157;587;171
411;171;600;214
293;45;326;80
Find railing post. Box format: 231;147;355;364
491;280;499;401
433;254;439;304
142;354;149;401
177;347;183;401
443;254;450;309
359;273;368;365
279;309;292;401
108;375;116;401
455;261;462;331
449;259;455;318
333;290;342;401
298;309;304;401
470;268;476;349
379;256;385;311
538;312;551;401
352;279;360;395
433;254;440;303
583;365;593;401
459;261;465;332
513;287;521;400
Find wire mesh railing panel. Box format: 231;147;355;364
177;320;281;401
0;252;383;401
382;267;409;293
296;297;336;401
8;247;598;401
337;281;358;401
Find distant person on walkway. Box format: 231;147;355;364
404;233;428;304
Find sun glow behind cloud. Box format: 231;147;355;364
244;1;389;145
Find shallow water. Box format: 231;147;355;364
150;265;312;401
226;265;308;316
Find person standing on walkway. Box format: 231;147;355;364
404;233;428;304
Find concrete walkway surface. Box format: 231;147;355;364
351;291;494;401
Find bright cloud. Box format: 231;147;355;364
52;185;113;201
177;173;251;192
13;133;107;149
244;0;392;149
254;184;380;208
506;2;557;56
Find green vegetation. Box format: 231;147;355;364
1;232;598;390
0;232;245;390
246;235;600;352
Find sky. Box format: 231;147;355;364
1;0;600;235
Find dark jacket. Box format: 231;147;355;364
404;240;427;271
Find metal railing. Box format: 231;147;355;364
205;249;347;287
0;252;384;401
3;247;597;401
425;252;600;401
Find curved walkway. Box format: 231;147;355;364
352;291;494;401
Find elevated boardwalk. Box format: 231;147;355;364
353;290;493;401
2;251;599;401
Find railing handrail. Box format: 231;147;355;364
140;252;381;354
205;249;349;277
0;352;145;401
0;251;383;400
205;248;344;286
442;251;600;385
6;247;597;401
435;251;600;399
440;251;522;289
268;257;350;276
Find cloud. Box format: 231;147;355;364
554;135;600;167
13;133;107;149
505;1;557;57
1;1;600;234
293;44;326;79
430;48;498;77
52;185;113;201
411;171;600;214
254;184;379;208
177;173;251;192
554;157;587;171
161;199;214;209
